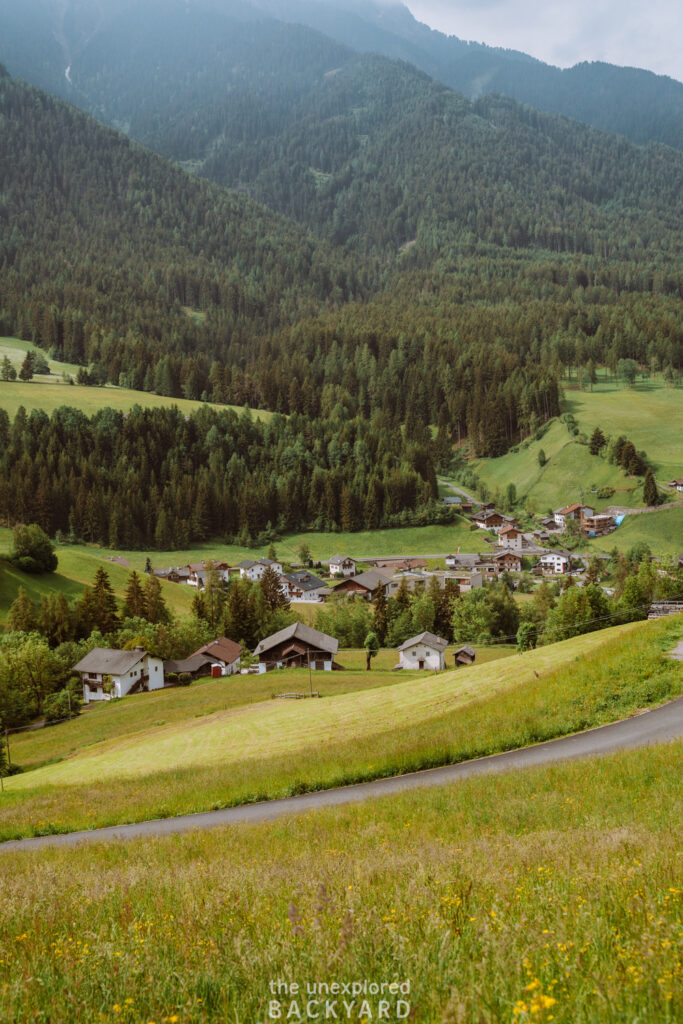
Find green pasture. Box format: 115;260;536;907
564;373;682;481
586;505;683;558
10;645;514;774
2;741;679;1022
1;616;680;839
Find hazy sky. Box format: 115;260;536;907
405;0;682;82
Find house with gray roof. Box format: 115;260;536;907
72;647;164;703
396;632;449;671
281;570;330;603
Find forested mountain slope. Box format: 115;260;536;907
0;67;370;390
2;0;680;153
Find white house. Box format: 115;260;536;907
73;648;164;703
538;551;572;575
187;561;230;588
281;570;330;603
238;558;283;581
329;555;357;578
396;632;448;671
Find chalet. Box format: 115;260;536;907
667;478;683;492
473;510;519;534
541;516;561;532
281;570;330;603
497;525;524;551
189;637;242;676
328;555;357;578
187;561;230;587
538;550;572;575
453;645;476;667
444;570;483;592
254;623;339;673
581;513;616;538
493;550;523;573
446;553;480;570
238;558;283;581
553;504;594;532
73;647;164;703
153;567;190;584
332;569;392;601
396;632;448;671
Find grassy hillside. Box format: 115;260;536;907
2;740;680;1022
1;616;680;839
0;337;272;420
471;375;682;508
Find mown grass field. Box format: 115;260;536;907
1;740;680;1023
9;646;514;775
1;616;680;841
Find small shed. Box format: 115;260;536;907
453;645;476;668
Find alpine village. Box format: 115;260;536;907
0;2;681;1023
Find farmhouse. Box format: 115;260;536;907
453;645;476;667
667;478;683;492
254;622;339;673
538;550;572;575
553;504;594;532
189;637;242;676
371;557;428;572
281;570;330;603
328;555;357;577
153;566;191;584
73;647;164;703
238;558;283;581
396;632;448;671
187;561;230;587
332;569;391;600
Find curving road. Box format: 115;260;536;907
3;694;682;854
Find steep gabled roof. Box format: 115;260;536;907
398;632;449;653
192;637;242;664
254;622;338;657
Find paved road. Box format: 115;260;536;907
438;478;481;504
3;695;682;854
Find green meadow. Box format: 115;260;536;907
469;374;682;512
1;740;680;1023
0;336;272;420
1;616;680;841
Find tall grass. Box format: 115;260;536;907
0;742;681;1023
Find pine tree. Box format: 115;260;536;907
7;587;38;633
91;567;121;634
143;573;170;624
260;565;289;612
589;426;606;455
642;469;659;507
123;570;146;619
18;351;33;382
1;356;16;381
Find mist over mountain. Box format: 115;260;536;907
3;0;680;151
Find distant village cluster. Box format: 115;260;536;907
74;499;624;705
